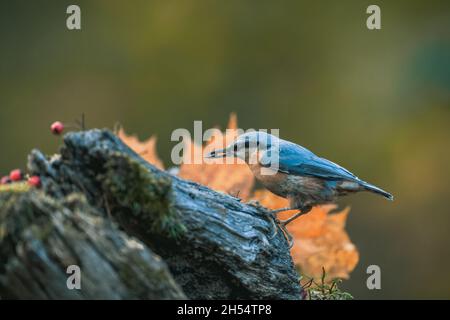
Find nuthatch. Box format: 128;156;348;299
207;132;393;246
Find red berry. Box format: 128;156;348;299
1;176;11;184
28;175;41;187
9;169;22;181
51;121;64;135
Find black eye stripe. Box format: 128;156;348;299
235;137;262;151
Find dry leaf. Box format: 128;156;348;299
116;126;165;170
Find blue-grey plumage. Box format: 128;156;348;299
207;131;393;216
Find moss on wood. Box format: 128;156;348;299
99;152;186;239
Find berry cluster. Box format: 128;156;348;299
1;121;67;188
0;169;41;187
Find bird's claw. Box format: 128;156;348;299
267;212;279;239
266;211;294;248
278;220;294;248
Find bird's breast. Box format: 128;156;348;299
248;163;291;197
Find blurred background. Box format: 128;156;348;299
0;0;449;299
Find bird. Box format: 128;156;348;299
206;131;393;246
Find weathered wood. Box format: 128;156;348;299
0;191;185;299
1;129;301;299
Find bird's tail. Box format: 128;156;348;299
361;181;394;201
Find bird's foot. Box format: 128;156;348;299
268;207;311;248
266;206;292;239
266;207;298;248
279;223;294;249
268;218;294;248
266;211;281;240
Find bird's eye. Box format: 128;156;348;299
233;144;238;152
256;140;260;147
244;140;250;148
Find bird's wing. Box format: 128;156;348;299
262;142;359;181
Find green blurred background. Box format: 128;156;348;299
0;0;449;299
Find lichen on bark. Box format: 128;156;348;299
98;152;186;239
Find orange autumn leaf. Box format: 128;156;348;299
178;113;255;199
115;126;164;170
251;190;359;281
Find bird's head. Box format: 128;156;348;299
206;131;276;163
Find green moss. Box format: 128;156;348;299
0;182;30;194
118;257;174;298
0;190;60;242
0;190;61;274
0;191;31;241
99;152;186;239
301;268;354;300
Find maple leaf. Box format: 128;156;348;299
115;126;165;170
251;190;359;281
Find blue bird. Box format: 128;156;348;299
207;131;393;245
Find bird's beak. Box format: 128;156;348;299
205;147;228;158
